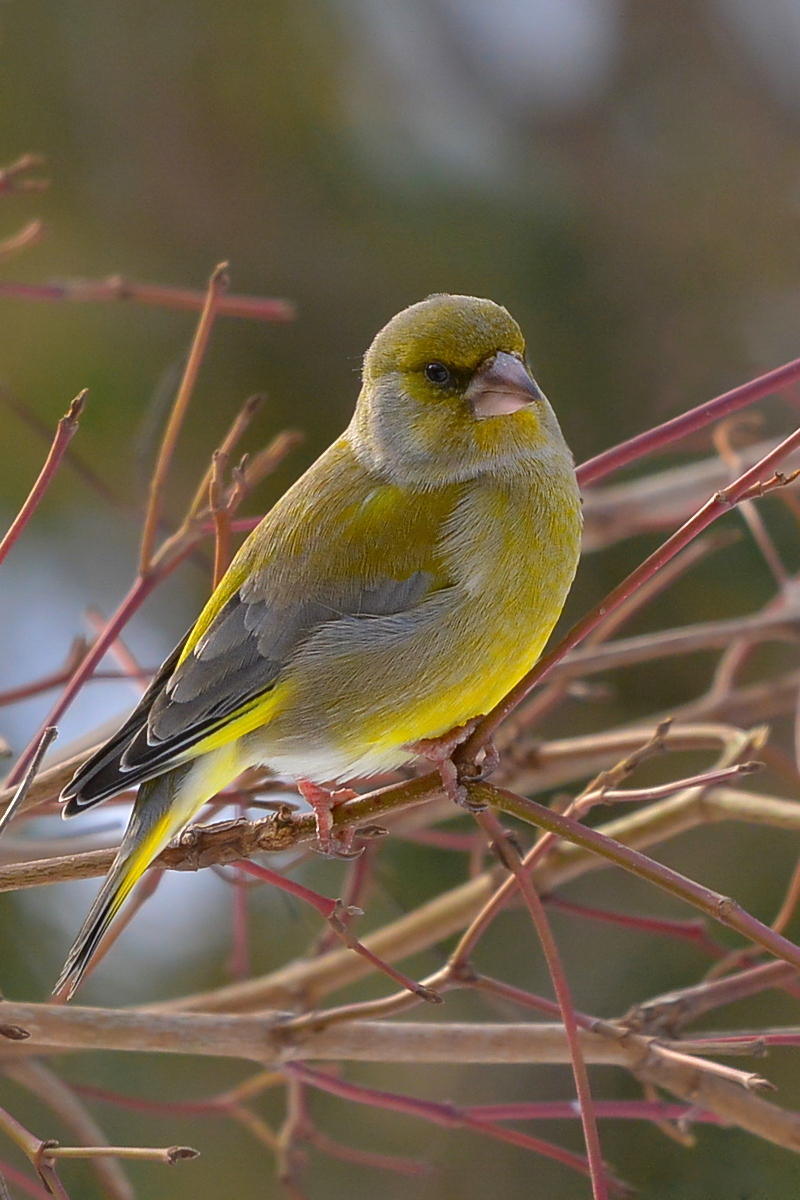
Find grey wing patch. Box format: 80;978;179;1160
60;637;190;810
125;568;435;762
351;573;435;616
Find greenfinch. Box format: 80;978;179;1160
55;293;582;997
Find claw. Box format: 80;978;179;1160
296;780;363;858
461;739;500;783
409;718;479;765
406;718;490;811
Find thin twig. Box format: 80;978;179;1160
577;354;800;486
0;1104;70;1199
476;810;608;1200
0;220;47;264
0;275;294;322
0;727;57;841
0;155;48;194
477;780;800;972
0;391;86;568
4;1061;135;1200
139;262;229;572
713;417;788;586
186;392;266;519
44;1146;198;1164
235;859;441;1003
286;1063;627;1195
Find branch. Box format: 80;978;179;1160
0;727;57;841
0;391;86;567
545;607;800;685
478;781;800;971
4;1061;135;1200
0;275;294;322
625;959;800;1036
475;810;607;1200
0;155;48;194
577;356;800;487
2;1006;799;1154
0;220;47;265
0;716;758;829
581;435;800;551
139;262;229;572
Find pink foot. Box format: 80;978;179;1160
406;719;490;812
297;779;362;858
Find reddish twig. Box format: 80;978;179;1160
228;859;252;982
465;1099;719;1123
235;859;442;1003
186;393;266;519
0;219;47;264
84;609;150;695
463;971;590;1023
626;959;800;1035
713;418;788;586
0;154;48;194
578;760;760;808
577;354;800;486
0;391;87;568
313;842;377;955
3;560;185;789
286;1064;629;1196
139;262;229;573
477;781;800;974
476;810;608;1200
447;725;677;977
544;896;725;958
0;1159;53;1200
302;1124;429;1177
0;275;294;322
3;416;296;790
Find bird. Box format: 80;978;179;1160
54;292;582;998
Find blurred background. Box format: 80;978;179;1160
3;0;800;1196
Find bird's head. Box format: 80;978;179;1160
351;294;570;486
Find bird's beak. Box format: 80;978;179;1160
465;351;544;419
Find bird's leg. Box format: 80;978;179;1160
469;739;500;781
407;718;496;813
296;779;362;858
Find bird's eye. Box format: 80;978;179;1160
424;361;452;386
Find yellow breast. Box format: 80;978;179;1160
256;458;582;781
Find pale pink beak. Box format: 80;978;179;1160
465;351;544;419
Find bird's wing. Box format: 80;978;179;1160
63;441;458;811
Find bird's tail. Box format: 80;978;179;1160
54;746;244;999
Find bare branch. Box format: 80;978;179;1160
2;1006;800;1154
577;355;800;487
4;1061;136;1200
0;220;47;264
139;262;229;573
0;275;294;322
0;391;87;568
